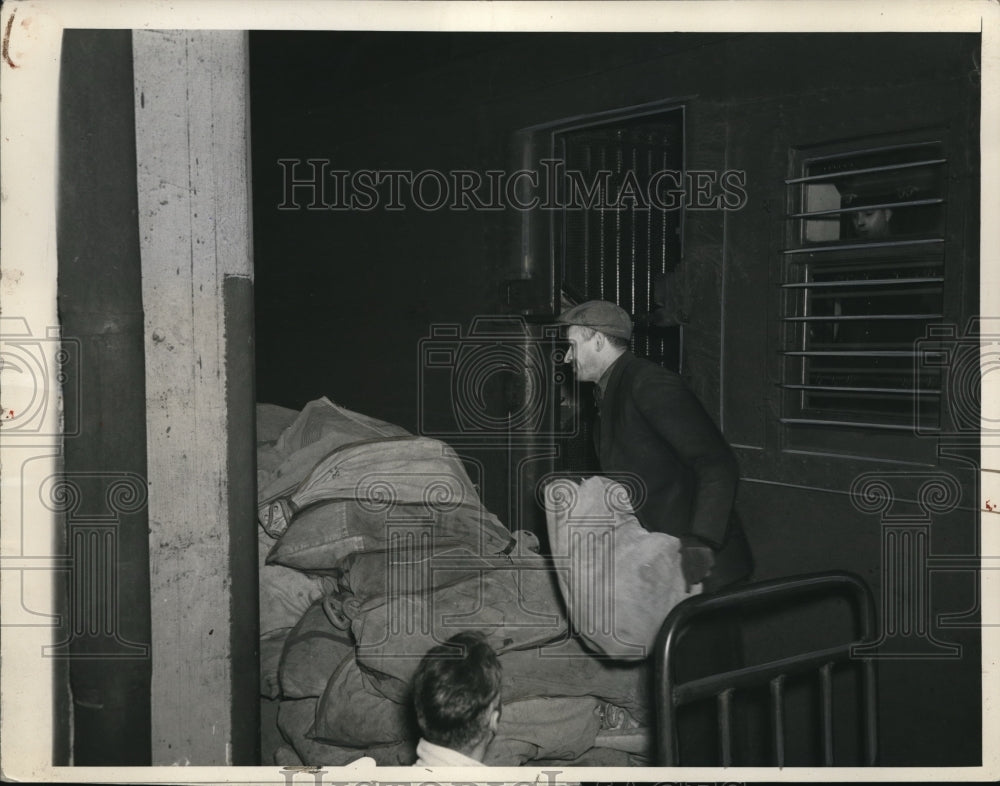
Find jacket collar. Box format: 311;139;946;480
599;350;633;405
597;351;633;455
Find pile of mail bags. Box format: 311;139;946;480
257;398;656;766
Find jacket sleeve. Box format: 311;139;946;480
631;368;738;547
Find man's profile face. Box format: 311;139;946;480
565;325;602;382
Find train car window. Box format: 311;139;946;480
780;141;947;434
552;107;684;371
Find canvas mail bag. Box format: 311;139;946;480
544;475;694;660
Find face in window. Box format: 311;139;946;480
852;208;893;239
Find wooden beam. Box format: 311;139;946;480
132;29;255;766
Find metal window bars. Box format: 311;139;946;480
653;571;878;766
779;141;948;430
553;111;684;370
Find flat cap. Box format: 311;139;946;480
557;300;633;340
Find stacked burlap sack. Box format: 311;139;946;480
257;399;684;766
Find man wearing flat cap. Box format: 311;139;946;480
558;299;752;593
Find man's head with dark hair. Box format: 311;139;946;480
411;631;502;758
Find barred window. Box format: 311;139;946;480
780;141;946;433
552;106;684;370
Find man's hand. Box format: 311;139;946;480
680;541;715;593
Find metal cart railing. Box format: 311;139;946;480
653;571;878;766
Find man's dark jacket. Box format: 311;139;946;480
595;351;753;589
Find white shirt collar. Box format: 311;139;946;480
414;738;484;767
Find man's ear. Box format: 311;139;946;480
488;699;501;732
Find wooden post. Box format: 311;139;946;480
132;29;257;766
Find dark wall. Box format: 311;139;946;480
250;32;981;766
58;28;151;765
